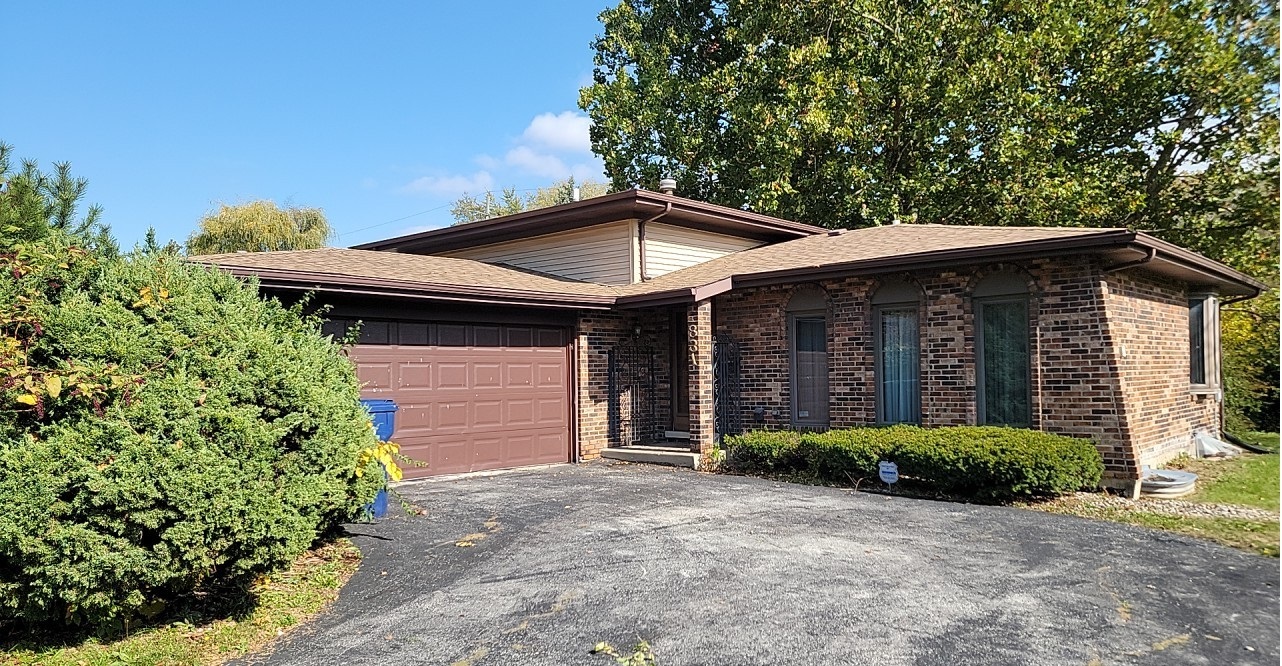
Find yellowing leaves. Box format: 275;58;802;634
355;441;405;482
15;394;38;406
44;376;62;399
132;285;171;309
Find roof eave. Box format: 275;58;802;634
350;190;825;253
201;264;616;310
1131;232;1268;296
617;230;1144;308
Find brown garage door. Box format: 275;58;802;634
338;320;570;478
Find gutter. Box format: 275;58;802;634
615;231;1140;308
207;265;617;310
1102;246;1157;273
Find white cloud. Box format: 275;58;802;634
474;154;501;170
400;171;494;197
504;146;571;179
520;111;592;153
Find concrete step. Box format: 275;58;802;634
601;446;701;469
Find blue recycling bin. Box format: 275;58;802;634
359;399;398;519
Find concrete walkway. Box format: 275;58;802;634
241;462;1279;666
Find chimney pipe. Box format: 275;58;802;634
658;177;677;195
572;186;581;202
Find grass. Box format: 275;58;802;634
1030;440;1280;558
1237;431;1280;454
1172;451;1279;511
1035;494;1280;558
2;539;362;666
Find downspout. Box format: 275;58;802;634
637;202;672;281
1216;291;1258;445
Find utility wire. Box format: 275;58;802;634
333;203;452;239
332;185;560;239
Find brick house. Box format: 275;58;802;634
194;190;1264;493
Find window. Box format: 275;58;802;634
787;286;829;427
872;279;921;424
1189;293;1220;388
974;272;1031;428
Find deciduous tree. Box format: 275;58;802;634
581;0;1279;430
450;178;611;224
187;200;332;254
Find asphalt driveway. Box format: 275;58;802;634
241;462;1279;666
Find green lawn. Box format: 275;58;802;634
3;539;361;666
1108;512;1279;558
1238;431;1280;454
1031;440;1280;558
1175;450;1279;511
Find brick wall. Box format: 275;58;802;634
688;300;716;453
1104;270;1219;469
576;310;634;459
708;258;1216;480
579;261;1218;478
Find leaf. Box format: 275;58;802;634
15;394;38;405
45;376;62;399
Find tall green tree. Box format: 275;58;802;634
0;141;114;252
582;0;1279;430
581;0;1277;231
187;200;333;254
450;177;611;224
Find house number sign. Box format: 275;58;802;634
878;461;899;486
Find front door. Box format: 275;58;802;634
791;315;829;427
670;308;690;431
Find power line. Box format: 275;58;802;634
332;186;558;239
333;203;452;239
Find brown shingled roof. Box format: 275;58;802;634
193;224;1265;308
616;224;1128;300
189;247;620;309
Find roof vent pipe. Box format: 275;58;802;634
572;186;581;202
659;177;677;195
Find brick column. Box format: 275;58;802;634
688;299;715;453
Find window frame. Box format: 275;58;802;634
974;294;1033;428
873;302;922;425
788;312;829;428
1189;292;1221;393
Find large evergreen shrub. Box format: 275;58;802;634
0;235;382;629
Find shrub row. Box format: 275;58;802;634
723;425;1103;500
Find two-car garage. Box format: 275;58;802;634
324;313;573;479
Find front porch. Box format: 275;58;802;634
580;300;742;461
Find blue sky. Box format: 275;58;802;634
3;2;614;248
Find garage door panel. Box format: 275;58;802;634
436;363;469;389
536;397;566;424
398;363;432;389
348;323;570;478
473;400;504;427
471;436;503;466
505;363;533;387
357;363;393;390
474;363;502;388
536;362;564;388
506;399;535;426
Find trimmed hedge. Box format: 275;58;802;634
724;425;1103;500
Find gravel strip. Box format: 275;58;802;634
1062;492;1279;521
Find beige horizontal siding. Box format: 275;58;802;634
644;223;764;278
442;220;633;285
